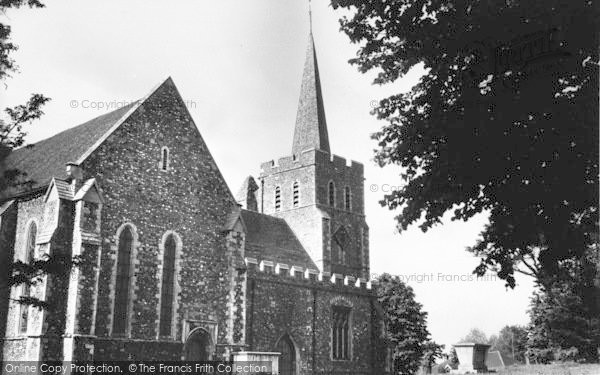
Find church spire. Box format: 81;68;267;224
308;0;313;34
292;3;330;155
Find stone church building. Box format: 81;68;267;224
0;33;389;374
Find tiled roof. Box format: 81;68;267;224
2;102;137;193
223;205;245;232
240;209;317;270
51;178;75;200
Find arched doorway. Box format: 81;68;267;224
184;328;212;360
275;334;296;375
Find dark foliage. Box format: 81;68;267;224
0;0;45;80
449;347;459;368
376;273;437;375
331;0;599;287
9;254;80;310
527;247;600;363
489;325;529;363
0;94;50;193
421;340;445;370
0;0;73;312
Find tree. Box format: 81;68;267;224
421;340;445;372
376;273;437;375
331;0;599;288
0;95;50;194
527;247;600;363
1;1;43;77
448;347;459;368
1;1;49;193
489;325;529;363
459;328;489;344
0;0;65;311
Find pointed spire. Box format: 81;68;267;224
292;31;330;155
309;0;313;34
236;176;259;211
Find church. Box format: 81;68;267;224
0;31;390;375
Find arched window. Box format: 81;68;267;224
160;146;169;171
328;181;335;207
275;186;281;211
113;225;134;335
19;221;37;333
332;306;351;360
344;186;351;211
159;233;178;337
333;227;349;266
292;182;300;208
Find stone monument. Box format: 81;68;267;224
453;343;491;373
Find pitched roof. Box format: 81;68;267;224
48;178;75;200
1;78;173;196
486;351;515;369
222;205;246;233
2;102;137;192
291;33;330;155
486;351;504;368
240;209;317;270
0;199;15;216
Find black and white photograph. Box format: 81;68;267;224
0;1;598;374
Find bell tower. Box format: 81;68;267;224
256;16;369;279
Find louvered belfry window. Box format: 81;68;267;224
328;181;335;206
344;186;351;210
293;182;300;207
275;186;281;211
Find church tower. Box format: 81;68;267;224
253;28;369;280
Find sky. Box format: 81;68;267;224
1;0;535;350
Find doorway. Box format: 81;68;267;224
184;328;213;361
275;334;297;375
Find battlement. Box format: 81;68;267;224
244;257;372;291
260;149;363;176
316;152;363;172
259;152;313;175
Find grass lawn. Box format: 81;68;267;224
484;363;600;375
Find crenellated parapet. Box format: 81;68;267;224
260;149;363;177
244;257;373;292
315;152;363;173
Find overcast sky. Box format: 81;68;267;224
2;0;535;350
